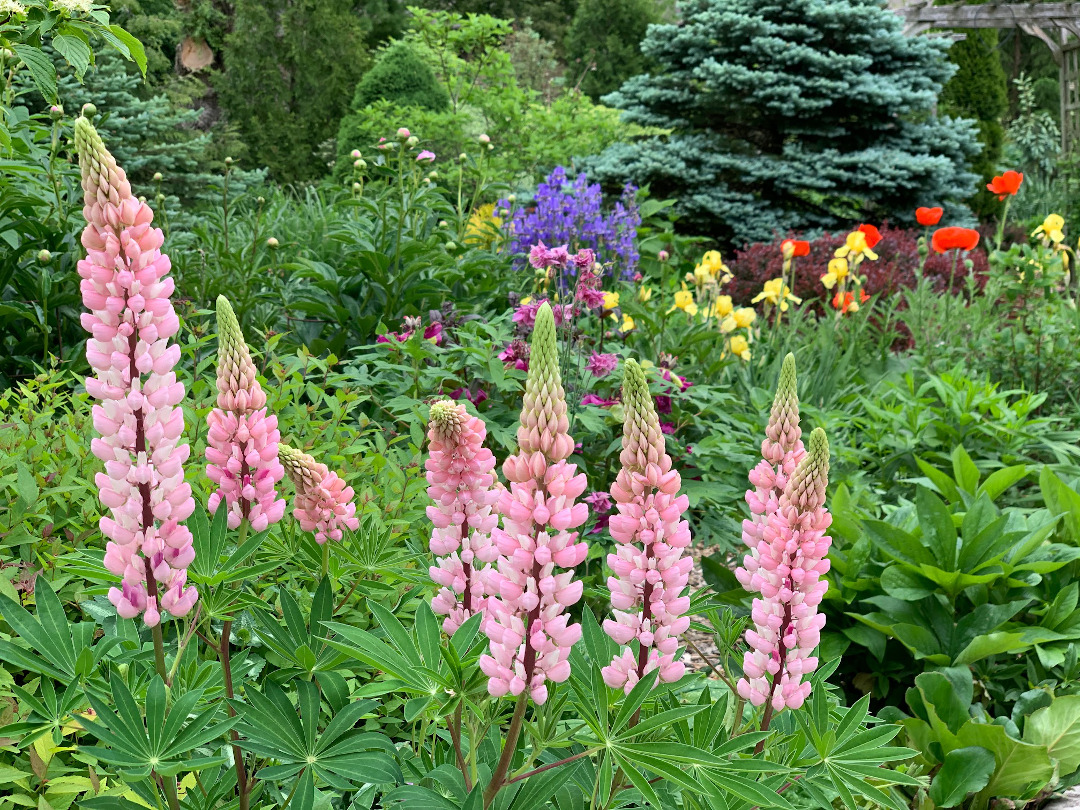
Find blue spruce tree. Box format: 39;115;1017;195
586;0;982;246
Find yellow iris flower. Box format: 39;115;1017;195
1033;214;1065;244
835;231;878;261
620;313;635;332
751;278;802;312
638;286;653;302
690;249;733;285
729;335;751;361
669;287;699;317
733;307;756;328
712;295;734;318
603;291;620;310
821;257;849;290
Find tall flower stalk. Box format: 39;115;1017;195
735;354;832;739
205;295;286;533
424;401;500;634
75;107;194;810
76;110;198;639
602;359;692;693
480;302;589;806
204;294;285;810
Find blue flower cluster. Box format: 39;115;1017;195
499;167;641;279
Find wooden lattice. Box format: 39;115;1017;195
890;1;1080;151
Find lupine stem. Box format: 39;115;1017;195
484;693;528;808
449;704;471;790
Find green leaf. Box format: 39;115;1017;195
928;747;996;807
1023;695;1080;775
916;487;957;569
978;466;1028;501
951;446;980;494
956;722;1054;800
104;25;147;76
880;565;936;601
11;45;58;102
52;33;92;80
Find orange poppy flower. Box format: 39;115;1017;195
857;224;882;248
831;289;870;314
781;239;810;257
931;226;980;253
916;207;943;226
986;171;1023;200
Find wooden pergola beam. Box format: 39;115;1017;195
896;2;1080;39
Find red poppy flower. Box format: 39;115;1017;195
916;207;943;226
857;224;882;248
831;288;869;314
986;170;1023;200
782;239;811;257
931;226;980;253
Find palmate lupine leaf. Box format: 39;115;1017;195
0;578;122;681
253;577;347;677
231;679;400;807
79;676;235;781
0;678;86;747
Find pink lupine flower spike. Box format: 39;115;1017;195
424;401;501;634
602;359;692;693
204;296;286;533
76;112;197;627
480;302;589;706
279;444;360;545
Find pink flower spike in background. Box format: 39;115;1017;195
480;302;589;705
205;296;286;532
601;359;692;693
424;400;501;634
279;444;360;544
75;112;197;627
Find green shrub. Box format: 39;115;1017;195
351;41;450;112
940;29;1010;218
564;0;662;100
217;0;372;182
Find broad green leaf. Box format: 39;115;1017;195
956;722;1054;800
12;46;58;102
52;33;92;80
880;565;936;601
928;747;995;807
951;446;980;494
1024;695;1080;775
978;466;1028;501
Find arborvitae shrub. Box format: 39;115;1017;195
352;41;450;111
940;29;1010;217
564;0;661;100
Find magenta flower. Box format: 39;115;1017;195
601;359;692;693
75;114;197;626
586;352;618;378
424;401;501;634
574;248;596;268
513;300;542;330
581;394;617;408
480;303;589;705
660;422;676;435
417;150;436;162
279;444;359;544
205;296;287;532
499;340;530;371
424;322;443;344
584;491;613;514
450;387;488;407
528;241;572;270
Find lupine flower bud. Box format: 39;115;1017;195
75;115;197;626
480;303;588;705
736;354;832;712
205;296;286;531
425;401;501;633
601;360;692;692
280;444;359;544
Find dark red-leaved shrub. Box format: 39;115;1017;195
725;224;1008;308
